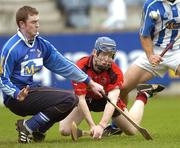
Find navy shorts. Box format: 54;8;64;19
86;98;120;117
5;87;78;117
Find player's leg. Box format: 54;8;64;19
174;47;180;76
7;87;78;143
165;49;180;77
113;92;148;135
120;64;154;104
113;84;165;135
113;109;139;135
60;106;85;136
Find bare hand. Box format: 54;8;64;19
148;54;163;67
92;125;104;139
88;80;104;97
17;85;30;101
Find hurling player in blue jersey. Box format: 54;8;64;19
120;0;180;104
0;6;104;143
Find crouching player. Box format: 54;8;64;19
0;6;104;143
59;37;164;140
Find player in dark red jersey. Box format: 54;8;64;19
59;37;164;140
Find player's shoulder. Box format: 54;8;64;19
144;0;160;9
1;34;21;54
111;62;120;69
36;36;55;50
144;0;159;5
37;36;50;44
76;56;90;67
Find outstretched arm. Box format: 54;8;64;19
77;94;96;133
93;88;120;139
78;94;95;127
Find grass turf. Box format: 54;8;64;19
0;95;180;148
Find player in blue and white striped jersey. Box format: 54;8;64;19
120;0;180;104
0;6;104;143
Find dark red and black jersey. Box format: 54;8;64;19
72;56;124;100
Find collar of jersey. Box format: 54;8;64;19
161;0;180;4
17;29;39;48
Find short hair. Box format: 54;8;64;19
16;6;39;27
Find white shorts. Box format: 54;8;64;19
133;46;180;77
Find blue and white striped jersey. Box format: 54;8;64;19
0;31;89;102
140;0;180;49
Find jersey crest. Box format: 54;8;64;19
21;58;43;76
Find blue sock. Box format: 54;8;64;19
38;121;55;133
25;112;50;133
111;121;118;129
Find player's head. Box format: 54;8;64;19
16;6;39;38
93;37;117;71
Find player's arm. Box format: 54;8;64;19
43;43;90;83
140;34;163;66
99;87;120;128
43;43;104;96
140;35;154;58
92;87;120;139
140;5;162;65
0;50;21;99
77;94;96;129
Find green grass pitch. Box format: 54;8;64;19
0;96;180;148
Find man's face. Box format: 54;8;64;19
93;50;115;72
20;14;39;39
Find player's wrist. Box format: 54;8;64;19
84;76;91;84
98;123;106;129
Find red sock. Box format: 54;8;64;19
136;92;148;104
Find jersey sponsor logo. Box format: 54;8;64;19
21;58;43;76
165;20;180;29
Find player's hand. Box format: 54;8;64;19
90;125;96;137
17;85;30;101
148;54;163;67
88;80;104;98
92;124;104;139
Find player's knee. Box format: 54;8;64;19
123;127;137;136
59;126;71;136
121;85;131;95
57;95;79;113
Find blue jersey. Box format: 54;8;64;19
0;31;89;102
140;0;180;49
